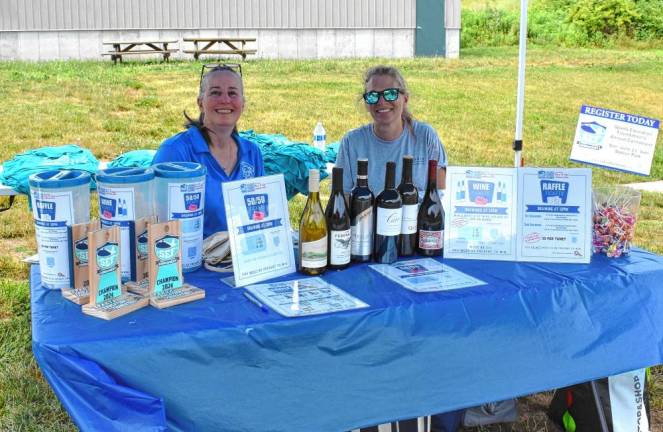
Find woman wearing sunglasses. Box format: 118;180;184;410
339;66;461;432
152;65;264;237
336;65;447;196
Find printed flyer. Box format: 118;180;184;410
445;167;592;263
222;174;296;287
445;167;517;260
516;168;592;263
370;258;486;292
244;277;368;317
570;105;660;176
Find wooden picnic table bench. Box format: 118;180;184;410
102;40;178;64
182;37;257;60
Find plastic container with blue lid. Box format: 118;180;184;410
154;162;207;272
96;167;155;282
29;170;91;289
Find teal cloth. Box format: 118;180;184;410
0;144;99;194
108;150;157;169
239;130;338;199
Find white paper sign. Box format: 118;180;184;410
244;277;368;317
444;166;592;264
445;167;518;261
516;168;592;263
369;258;486;292
570;105;660;176
222;174;296;287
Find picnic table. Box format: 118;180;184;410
102;40;178;63
183;37;257;60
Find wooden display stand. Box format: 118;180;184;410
125;216;157;296
62;220;99;304
82;226;148;320
148;220;204;309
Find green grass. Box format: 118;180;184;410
1;48;662;430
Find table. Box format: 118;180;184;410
183;37;257;60
31;249;663;431
102;40;178;64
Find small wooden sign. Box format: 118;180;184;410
125;215;157;296
82;225;148;320
62;219;99;304
148;220;204;309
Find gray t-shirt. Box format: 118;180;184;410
335;120;447;195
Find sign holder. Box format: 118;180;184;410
222;174;296;287
148;220;204;309
82;226;148;320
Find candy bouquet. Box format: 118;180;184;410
592;186;641;257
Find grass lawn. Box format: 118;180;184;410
0;47;662;430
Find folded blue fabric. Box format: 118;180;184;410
0;144;99;194
240;130;338;199
108;149;157;169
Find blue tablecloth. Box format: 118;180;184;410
31;249;663;431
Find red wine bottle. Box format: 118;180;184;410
374;161;402;264
350;159;374;262
325;167;351;270
397;155;418;256
417;160;444;256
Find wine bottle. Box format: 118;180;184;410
374;161;402;264
350;159;374;262
299;169;328;275
397;155;418;256
417;160;444;257
325;167;351;270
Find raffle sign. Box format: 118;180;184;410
445;167;592;263
222;174;295;287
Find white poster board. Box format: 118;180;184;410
222;174;296;287
444;167;517;261
570;105;660;176
444;167;592;264
516;168;593;263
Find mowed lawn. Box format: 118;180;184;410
0;47;662;430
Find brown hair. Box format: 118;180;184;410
184;67;244;139
363;65;415;136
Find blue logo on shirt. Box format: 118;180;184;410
240;162;255;179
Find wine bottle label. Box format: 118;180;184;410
301;237;328;268
351;207;373;256
330;229;351;265
401;204;418;234
419;230;444;249
376;207;402;236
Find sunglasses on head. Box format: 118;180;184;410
199;63;242;87
363;88;403;104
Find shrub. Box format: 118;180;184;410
568;0;640;37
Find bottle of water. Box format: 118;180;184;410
313;121;326;151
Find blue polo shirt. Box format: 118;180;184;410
152;127;265;237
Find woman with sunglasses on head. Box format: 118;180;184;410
336;65;447;196
338;66;461;432
153;65;264;237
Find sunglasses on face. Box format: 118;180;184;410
363;88;402;104
199;63;242;87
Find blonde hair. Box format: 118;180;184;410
363;65;414;136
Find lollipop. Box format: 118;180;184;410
592;187;640;258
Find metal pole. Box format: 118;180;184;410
590;380;610;432
513;0;529;168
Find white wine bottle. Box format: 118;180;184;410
299;169;328;275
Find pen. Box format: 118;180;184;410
243;291;269;313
